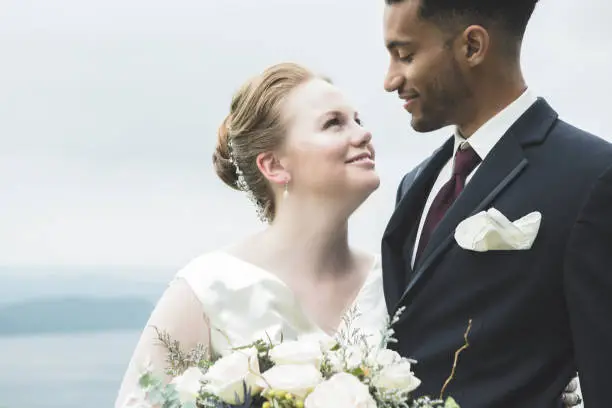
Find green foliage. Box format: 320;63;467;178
153;326;211;377
443;397;460;408
138;370;183;408
231;336;276;373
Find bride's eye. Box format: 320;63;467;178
323;117;342;130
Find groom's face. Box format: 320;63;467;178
383;0;471;132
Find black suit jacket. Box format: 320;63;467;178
381;98;612;407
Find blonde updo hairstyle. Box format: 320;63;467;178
213;62;325;222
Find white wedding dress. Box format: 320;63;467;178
115;250;388;407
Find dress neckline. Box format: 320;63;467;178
212;250;380;336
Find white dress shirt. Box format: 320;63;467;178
411;89;538;267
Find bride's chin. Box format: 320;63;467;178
348;178;381;205
359;174;381;193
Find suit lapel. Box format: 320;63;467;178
396;98;559;311
384;137;454;240
382;138;453;311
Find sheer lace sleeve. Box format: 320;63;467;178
114;277;210;408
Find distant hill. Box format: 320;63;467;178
0;297;154;335
0;265;173;304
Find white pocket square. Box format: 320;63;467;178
454;208;541;252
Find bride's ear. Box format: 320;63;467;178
256;151;290;186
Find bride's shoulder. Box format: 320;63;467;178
174;250;227;278
173;249;281;292
171;249;271;307
351;248;382;276
173;250;249;288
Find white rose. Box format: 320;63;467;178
297;332;337;352
373;349;402;366
344;344;367;370
325;349;345;373
324;344;368;373
257;364;322;399
304;372;376;408
202;347;261;404
269;339;324;367
170;367;206;404
372;361;421;393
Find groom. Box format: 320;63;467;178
380;0;612;407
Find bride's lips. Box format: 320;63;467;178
345;152;375;168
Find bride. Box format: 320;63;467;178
115;62;580;407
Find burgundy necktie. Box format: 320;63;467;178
415;144;481;262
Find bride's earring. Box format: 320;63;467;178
283;180;289;199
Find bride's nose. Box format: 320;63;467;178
352;128;373;146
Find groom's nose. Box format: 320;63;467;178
384;72;404;93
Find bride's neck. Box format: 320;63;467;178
256;200;353;278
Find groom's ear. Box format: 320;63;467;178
459;25;489;67
256;151;290;187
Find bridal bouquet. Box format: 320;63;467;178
130;307;462;408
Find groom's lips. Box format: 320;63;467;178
401;95;419;111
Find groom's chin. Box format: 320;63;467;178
408;111;450;133
410;117;445;133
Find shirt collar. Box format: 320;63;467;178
454;89;537;158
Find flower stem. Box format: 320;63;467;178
439;319;472;400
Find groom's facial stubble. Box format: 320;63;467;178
383;0;473;133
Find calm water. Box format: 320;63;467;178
0;330;140;408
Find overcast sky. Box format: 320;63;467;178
1;0;611;270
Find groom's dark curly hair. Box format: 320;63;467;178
386;0;539;44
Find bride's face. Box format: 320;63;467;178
279;79;380;203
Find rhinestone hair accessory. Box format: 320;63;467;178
227;138;269;223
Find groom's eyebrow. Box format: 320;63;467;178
386;40;413;50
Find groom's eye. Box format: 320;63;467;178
399;53;414;63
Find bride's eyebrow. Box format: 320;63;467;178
318;110;340;122
317;110;344;127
